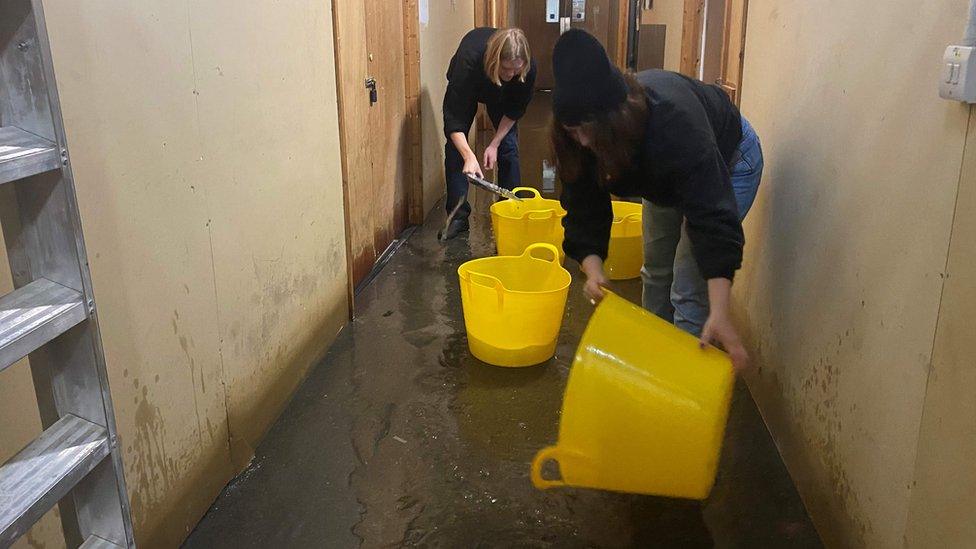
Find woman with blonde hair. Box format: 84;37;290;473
440;27;536;240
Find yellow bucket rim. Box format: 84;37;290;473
611;201;642;225
457;243;571;295
490;187;567;222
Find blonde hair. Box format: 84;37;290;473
484;28;532;86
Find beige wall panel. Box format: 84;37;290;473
420;1;475;215
736;1;973;547
181;0;349;467
12;1;350;546
36;3;231;546
906;107;976;548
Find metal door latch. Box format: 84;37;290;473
365;77;378;105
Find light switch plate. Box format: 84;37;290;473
939;45;976;103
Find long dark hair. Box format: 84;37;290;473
551;72;649;186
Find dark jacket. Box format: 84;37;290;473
560;69;744;280
442;27;537;137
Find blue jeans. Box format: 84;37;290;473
640;117;764;336
444;104;521;220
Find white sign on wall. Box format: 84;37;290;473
546;0;559;23
572;0;586;22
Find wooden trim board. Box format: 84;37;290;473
614;0;631;69
330;0;357;318
404;0;423;224
679;0;705;77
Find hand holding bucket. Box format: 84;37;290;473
531;291;735;500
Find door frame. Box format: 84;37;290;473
613;0;631;69
716;0;749;104
679;0;750;104
332;0;423;317
679;0;705;77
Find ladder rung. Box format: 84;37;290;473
80;535;123;549
0;278;87;374
0;414;110;546
0;126;61;186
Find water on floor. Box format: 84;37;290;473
185;197;822;548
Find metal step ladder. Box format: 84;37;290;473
0;1;135;547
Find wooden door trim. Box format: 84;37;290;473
717;0;749;105
679;0;705;77
404;0;423;224
330;0;357;319
614;0;631;69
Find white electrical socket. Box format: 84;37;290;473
939;45;976;103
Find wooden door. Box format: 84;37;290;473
679;0;705;77
513;0;628;90
514;0;561;90
333;0;411;290
366;0;409;250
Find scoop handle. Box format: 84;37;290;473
524;243;561;265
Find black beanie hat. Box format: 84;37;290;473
552;29;628;125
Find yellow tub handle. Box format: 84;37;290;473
524;243;561;265
531;446;566;489
526;209;556;221
466;271;505;309
512;186;542;200
618;212;643;237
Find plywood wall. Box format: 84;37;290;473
736;0;974;546
0;1;349;547
419;0;475;215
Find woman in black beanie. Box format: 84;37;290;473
550;30;763;372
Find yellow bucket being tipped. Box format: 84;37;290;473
457;243;571;367
531;291;734;499
605;201;643;280
490;187;567;261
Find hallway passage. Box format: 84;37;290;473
184;200;823;548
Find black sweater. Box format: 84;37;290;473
443;27;537;137
560;69;744;280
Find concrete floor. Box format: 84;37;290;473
185;194;823;547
